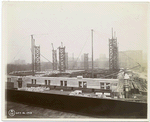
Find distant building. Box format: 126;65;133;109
140;52;147;72
67;54;109;70
86;54;109;69
68;57;78;70
99;54;107;61
41;62;52;71
119;50;143;69
98;54;109;69
84;53;88;70
14;59;26;65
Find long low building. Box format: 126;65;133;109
7;76;119;93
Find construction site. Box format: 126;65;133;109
6;27;148;119
7;27;147;99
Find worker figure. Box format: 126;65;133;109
124;73;130;98
101;92;106;98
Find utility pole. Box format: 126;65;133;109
31;35;35;76
91;29;94;78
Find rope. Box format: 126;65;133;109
119;51;141;66
40;53;52;63
11;36;29;62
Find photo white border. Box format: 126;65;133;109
1;0;150;121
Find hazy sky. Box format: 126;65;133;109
2;2;149;63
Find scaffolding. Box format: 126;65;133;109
109;28;119;72
59;43;66;72
52;50;57;70
35;46;41;71
31;35;35;76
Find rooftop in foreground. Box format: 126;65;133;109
14;88;147;103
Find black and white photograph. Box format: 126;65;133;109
2;1;149;120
